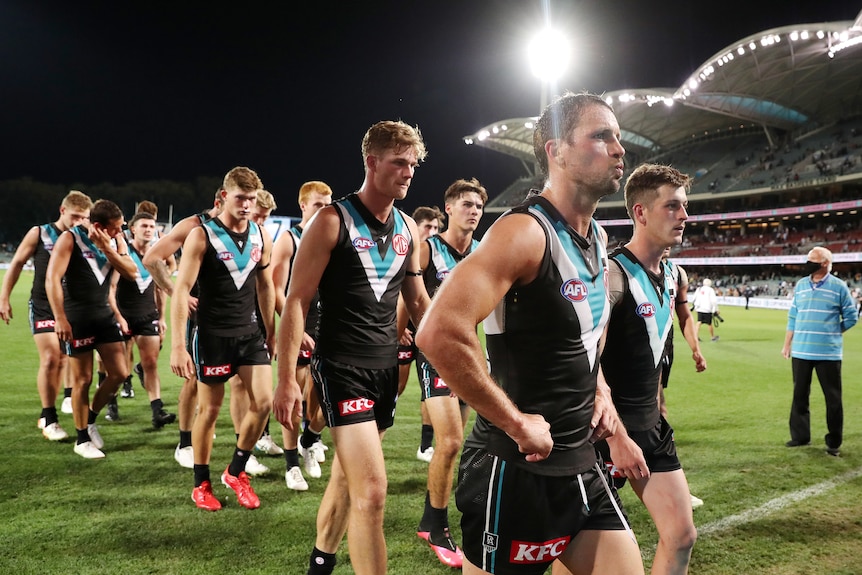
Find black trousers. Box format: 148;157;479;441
789;358;843;448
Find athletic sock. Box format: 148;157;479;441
87;409;98;425
150;398;164;417
76;428;90;445
178;430;192;449
42;406;59;426
307;547;336;575
284;448;300;469
228;446;252;477
420;424;434;451
301;400;308;430
193;464;210;488
300;428;321;450
63;387;72;399
262;417;270;436
419;491;449;532
97;372;106;386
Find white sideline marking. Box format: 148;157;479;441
698;466;862;536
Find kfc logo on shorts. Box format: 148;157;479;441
436;270;450;281
510;536;570;563
217;252;234;261
433;377;448;389
397;350;413;361
298;349;312;359
251;246;262;262
203;364;232;377
353;237;375;251
339;397;375;416
71;336;96;349
392;234;409;256
560;278;588;302
35;319;55;329
636;302;656;318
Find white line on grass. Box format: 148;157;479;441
698;466;862;536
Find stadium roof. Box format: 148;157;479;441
464;12;862;165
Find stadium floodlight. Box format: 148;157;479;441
528;27;571;110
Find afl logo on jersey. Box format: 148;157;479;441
561;278;588;302
637;302;656;317
436;270;450;281
353;237;375;251
392;234;409;256
217;252;234;261
251;246;261;262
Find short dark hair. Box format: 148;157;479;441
624;163;691;220
443;178;488;206
412;206;444;224
533;91;613;176
90;199;123;226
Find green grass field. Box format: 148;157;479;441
2;270;861;574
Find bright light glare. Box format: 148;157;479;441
528;29;571;80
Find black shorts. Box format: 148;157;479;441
397;342;416;365
418;360;454;400
185;311;198;354
29;299;56;334
456;447;631;575
191;329;271;384
62;314;125;355
697;311;713;324
596;416;681;488
311;355;398;430
123;312;161;338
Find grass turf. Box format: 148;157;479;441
1;270;861;574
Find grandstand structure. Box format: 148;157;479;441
465;10;862;293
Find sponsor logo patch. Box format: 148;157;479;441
636;302;656;318
34;319;55;329
392;234;409;256
217;252;234;261
298;349;312;359
353;237;375;251
436;270;450;281
483;531;499;554
72;336;96;349
433;377;448;389
509;536;570;563
397;350;413;361
203;364;232;377
251;245;262;262
339;397;375;416
560;278;588;302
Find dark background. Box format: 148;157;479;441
1;0;857;225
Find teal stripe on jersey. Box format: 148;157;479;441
341;199;406;279
532;204;608;330
129;250;153;294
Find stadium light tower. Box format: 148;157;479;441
528;27;571;111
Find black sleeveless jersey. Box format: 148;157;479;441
315;193;413;369
466;196;611;476
196;218;264;337
61;225;115;320
116;244;157;318
31;223;62;304
288;224;321;334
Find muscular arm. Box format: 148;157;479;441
273;207;338;429
169;227;205;379
256;227;276;352
401;217;431;330
675;266;706;371
0;226;39;323
45;232;73;342
143;216;200;295
270;230;295;317
415;214;553;462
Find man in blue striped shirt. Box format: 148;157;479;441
782;246;857;456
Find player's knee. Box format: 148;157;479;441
668;522;697;553
434;430;463;459
351;476;388;514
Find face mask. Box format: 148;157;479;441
803;261;822;275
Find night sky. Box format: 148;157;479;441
1;0;857;218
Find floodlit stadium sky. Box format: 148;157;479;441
1;0;858;214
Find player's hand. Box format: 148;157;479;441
399;328;414;346
606;434;650;480
272;380;303;430
88;225;113;251
508;412;553;462
187;295;199;313
54;318;72;342
300;332;316;352
590;384;620;442
692;351;707;372
0;301;12;324
170;348;195;379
